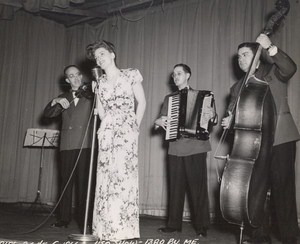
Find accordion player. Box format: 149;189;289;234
165;89;216;141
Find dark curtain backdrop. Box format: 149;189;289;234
0;0;299;220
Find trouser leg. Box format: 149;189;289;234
184;153;210;230
75;148;95;227
252;142;299;241
59;150;77;222
270;142;299;241
167;155;187;230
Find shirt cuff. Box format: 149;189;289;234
267;45;278;56
51;100;57;106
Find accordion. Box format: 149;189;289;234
165;89;215;141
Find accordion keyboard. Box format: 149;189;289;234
165;94;180;140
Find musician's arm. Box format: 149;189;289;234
51;97;70;109
133;82;146;128
154;96;169;130
271;48;297;82
221;82;241;130
44;95;69;118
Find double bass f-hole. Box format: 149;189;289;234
214;1;290;243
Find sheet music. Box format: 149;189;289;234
24;128;60;147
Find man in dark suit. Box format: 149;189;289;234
222;34;299;244
154;63;217;238
44;65;94;231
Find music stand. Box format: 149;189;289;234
24;128;60;213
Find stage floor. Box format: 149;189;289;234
0;203;284;243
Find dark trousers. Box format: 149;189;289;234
59;148;93;226
167;153;210;231
253;141;299;241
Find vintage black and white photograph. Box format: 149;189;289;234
0;0;299;243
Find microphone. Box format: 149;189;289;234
92;66;102;81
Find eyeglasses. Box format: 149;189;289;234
171;72;184;78
67;72;82;79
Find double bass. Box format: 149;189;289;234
215;0;290;242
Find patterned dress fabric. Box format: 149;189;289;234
92;68;142;241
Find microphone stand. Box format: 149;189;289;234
68;103;98;242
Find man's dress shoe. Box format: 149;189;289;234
196;227;207;238
281;237;298;244
158;227;181;233
242;236;272;244
51;220;69;228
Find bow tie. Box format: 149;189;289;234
179;87;189;93
71;90;82;98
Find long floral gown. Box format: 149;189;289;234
92;68;142;241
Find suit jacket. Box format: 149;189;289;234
228;49;300;145
44;91;93;151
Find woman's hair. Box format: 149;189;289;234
238;42;259;54
174;63;192;78
86;40;116;60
